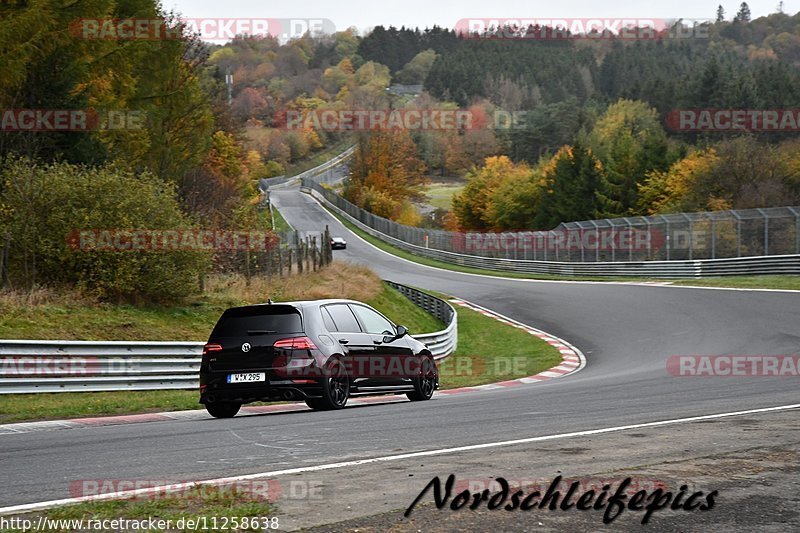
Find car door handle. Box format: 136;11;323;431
373;340;382;345
338;339;349;344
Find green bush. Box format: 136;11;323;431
0;157;209;302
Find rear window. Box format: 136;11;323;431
211;305;303;338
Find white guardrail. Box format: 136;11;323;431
0;284;457;394
259;145;356;190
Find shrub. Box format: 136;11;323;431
0;157;209;302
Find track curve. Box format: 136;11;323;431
0;185;798;514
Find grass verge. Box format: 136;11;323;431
421;181;464;210
438;304;562;389
270;205;291;233
0;487;276;533
0;390;201;424
671;275;800;290
326;204;800;290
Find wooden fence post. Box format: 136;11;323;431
245;250;251;287
311;236;318;271
305;237;311;272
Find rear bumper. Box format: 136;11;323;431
200;373;325;404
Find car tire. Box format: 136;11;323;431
307;359;350;410
304;398;327;410
407;355;437;401
205;402;241;418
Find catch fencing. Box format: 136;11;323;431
0;283;456;394
300;154;800;276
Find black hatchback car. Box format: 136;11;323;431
199;299;438;418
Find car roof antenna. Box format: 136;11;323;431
268;298;273;305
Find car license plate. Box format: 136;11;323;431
227;372;266;383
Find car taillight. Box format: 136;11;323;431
203;343;222;355
274;337;317;350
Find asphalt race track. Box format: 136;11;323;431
1;185;798;530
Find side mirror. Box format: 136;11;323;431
383;325;408;344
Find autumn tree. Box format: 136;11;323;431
451;156;534;230
639;136;800;214
639;149;720;213
344;131;428;223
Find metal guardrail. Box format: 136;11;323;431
306;182;800;278
257;147;355;192
277;146;355;188
0;341;203;394
258;175;287;190
385;281;457;359
0;282;456;394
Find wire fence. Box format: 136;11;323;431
302;166;800;262
210;229;332;279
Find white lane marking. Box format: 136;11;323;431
305;192;800;294
2;403;797;516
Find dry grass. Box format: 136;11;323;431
0;263;398;341
203;262;383;304
0;285;95;309
0;262;383;311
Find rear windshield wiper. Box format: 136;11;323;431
247;330;277;335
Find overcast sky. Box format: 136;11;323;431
166;1;795;35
